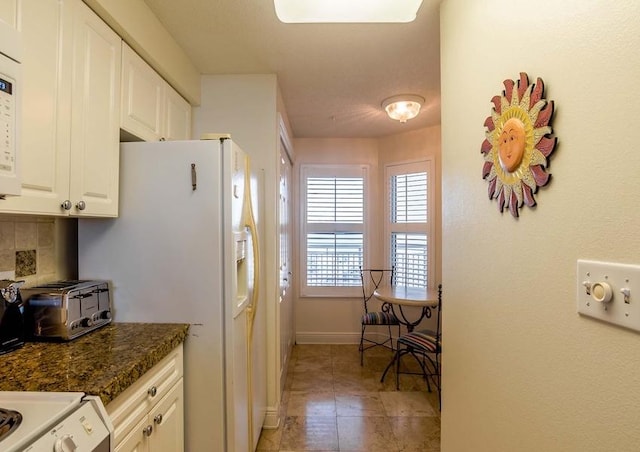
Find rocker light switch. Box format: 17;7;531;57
577;259;640;332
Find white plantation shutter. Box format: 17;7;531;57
387;163;432;288
306;232;363;286
391;232;427;287
391;172;427;223
307;177;363;223
301;165;368;296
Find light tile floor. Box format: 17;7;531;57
257;344;440;452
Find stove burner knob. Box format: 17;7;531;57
54;434;78;451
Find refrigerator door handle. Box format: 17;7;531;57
243;165;260;321
191;163;197;190
243;158;261;451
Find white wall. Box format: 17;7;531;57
294;127;441;342
440;1;640;450
379;127;442;285
293;137;380;343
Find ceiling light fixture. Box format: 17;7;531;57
274;0;423;23
382;95;425;123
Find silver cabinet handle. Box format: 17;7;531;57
148;386;157;397
61;200;72;210
154;413;163;425
143;425;153;437
76;201;86;210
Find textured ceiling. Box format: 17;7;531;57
143;0;441;138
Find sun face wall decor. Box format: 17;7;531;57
481;72;557;218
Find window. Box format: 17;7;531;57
300;165;368;296
386;161;432;288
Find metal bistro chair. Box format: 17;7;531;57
394;283;442;409
359;267;400;366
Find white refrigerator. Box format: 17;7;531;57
78;137;266;452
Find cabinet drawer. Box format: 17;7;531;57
107;344;183;445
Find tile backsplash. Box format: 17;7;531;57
16;249;37;277
0;217;76;286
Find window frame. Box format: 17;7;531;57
299;164;370;297
384;159;434;289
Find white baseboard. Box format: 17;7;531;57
295;330;400;345
295;332;360;344
262;406;280;429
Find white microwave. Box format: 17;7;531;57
0;20;20;197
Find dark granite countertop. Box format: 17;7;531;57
0;323;189;406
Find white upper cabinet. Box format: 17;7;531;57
121;43;191;142
0;0;19;28
0;0;121;217
121;43;164;142
164;84;191;141
69;0;121;217
1;0;74;215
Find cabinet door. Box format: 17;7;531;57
164;86;191;141
0;0;73;215
121;43;163;142
149;379;184;452
69;0;121;217
0;0;19;28
107;346;183;447
115;416;149;452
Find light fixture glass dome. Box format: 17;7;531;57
382;95;425;123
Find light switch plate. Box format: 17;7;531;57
577;259;640;332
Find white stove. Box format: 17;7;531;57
0;392;113;452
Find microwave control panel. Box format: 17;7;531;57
0;73;14;175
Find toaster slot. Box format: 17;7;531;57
95;283;110;312
75;289;99;319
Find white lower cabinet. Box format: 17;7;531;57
147;379;184;452
116;380;184;452
108;345;185;452
115;416;147;452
